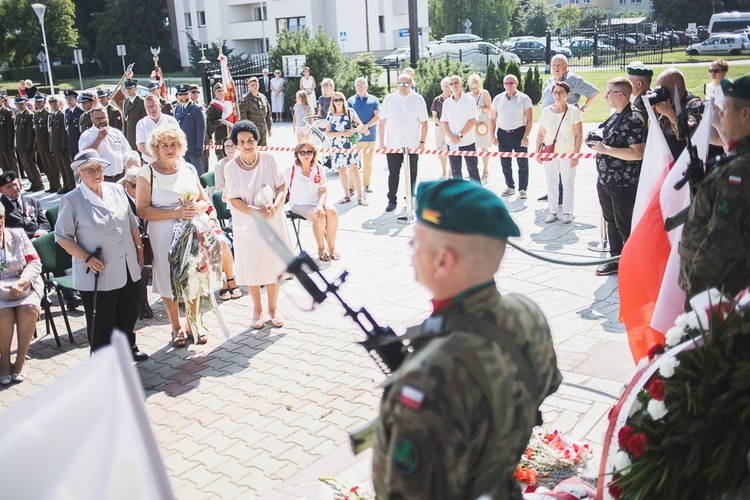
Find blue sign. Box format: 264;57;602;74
339;32;347;42
398;28;409;38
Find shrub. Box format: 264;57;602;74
413;54;473;103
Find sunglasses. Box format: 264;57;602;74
708;68;722;74
333;98;344;102
298;150;315;156
190;90;199;94
503;82;517;86
397;82;411;87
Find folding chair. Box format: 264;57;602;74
286;211;306;251
32;232;75;347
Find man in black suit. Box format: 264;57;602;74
64;90;84;159
259;68;273;104
0;170;50;239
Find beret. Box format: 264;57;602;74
722;75;750;99
626;62;653;77
416;179;520;240
0;170;18;187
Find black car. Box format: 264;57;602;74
509;40;547;62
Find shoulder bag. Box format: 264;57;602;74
140;167;154;266
539;106;568;162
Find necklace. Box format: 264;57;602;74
238;153;260;170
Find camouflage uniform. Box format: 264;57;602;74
239;92;272;146
373;283;561;499
679;136;750;303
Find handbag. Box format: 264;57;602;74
347;110;362;144
0;277;30;301
539;106;568;162
141;167;155;266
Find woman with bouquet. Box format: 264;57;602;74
135;124;213;347
223;120;292;330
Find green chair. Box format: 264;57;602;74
32;232;75;347
45;204;60;231
200;171;215;189
212;189;231;228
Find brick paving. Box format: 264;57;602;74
1;120;637;498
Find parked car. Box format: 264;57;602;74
442;33;482;44
508;40;547;62
686;34;750;56
380;46;430;65
502;36;537;51
568;39;616;57
431;41;521;71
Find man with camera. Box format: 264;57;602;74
587;77;645;276
651;68;703;159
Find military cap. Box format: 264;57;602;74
175;84;190;95
0;170;18;188
147;82;160;91
96;89;111;98
34;94;46;102
70;149;110;172
189;84;200;91
416;179;520;240
123;79;138;89
14;95;27;104
722;75;750;99
626;61;653;77
213;82;224;91
63;89;79;99
79;92;95;103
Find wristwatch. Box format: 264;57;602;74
581;105;587;111
458;133;463;139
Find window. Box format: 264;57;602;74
185;12;192;28
277;16;306;33
630;0;641;4
379;15;385;33
619;0;625;4
254;6;267;21
583;0;590;4
197;11;206;27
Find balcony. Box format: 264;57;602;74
228;20;267;41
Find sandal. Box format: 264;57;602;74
218;282;231;301
270;315;285;328
482;171;489;181
339;197;351;204
226;278;242;299
329;250;340;261
186;331;208;345
171;330;186;348
318;249;331;261
252;313;265;330
358;198;369;206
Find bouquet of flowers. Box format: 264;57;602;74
516;427;593;490
168;194;223;330
600;288;750;499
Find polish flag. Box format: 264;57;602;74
218;50;240;126
619;103;713;363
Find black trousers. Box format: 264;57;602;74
386;153;419;204
448;143;480;182
497;127;529;191
80;274;140;352
597;183;637;257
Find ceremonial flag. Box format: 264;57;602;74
619;105;713;363
218;50;240;127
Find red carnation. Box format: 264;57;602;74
649;379;666;401
618;425;634;449
627;433;648;457
647;342;666;359
609;483;624;499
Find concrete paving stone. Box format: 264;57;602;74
223;440;266;463
201;479;254;499
272;393;310;412
549;408;584;434
172;481;212;500
194;366;231;379
251;451;290;476
571;401;612;439
168;435;210;457
277;446;321;470
308;438;341;458
235;466;281;496
583;376;629;397
163;453;202;477
556;334;603;354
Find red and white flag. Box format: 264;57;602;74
619;103;713;363
218;50;240;127
150;66;169;102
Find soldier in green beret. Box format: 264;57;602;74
373;179;562;499
679;74;750;306
625;61;653;117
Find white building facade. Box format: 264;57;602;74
172;0;430;69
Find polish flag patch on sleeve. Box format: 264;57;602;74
399;385;425;411
728;175;742;186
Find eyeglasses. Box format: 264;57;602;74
144;105;159;110
397;82;411;87
298;150;315;156
448;81;461;86
605;90;623;96
80;167;104;175
224;144;237;150
190;90;199;94
333;98;344;102
552;90;567;95
503;81;517;86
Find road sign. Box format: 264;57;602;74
398;28;409;38
339;32;347;42
686;28;697;36
73;49;83;65
37;51;46;63
117;45;127;57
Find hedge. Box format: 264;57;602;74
1;63;101;84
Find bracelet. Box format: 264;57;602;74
136;244;144;249
419;141;425;144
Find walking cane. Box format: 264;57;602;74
85;248;103;351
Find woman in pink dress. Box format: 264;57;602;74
223;120;292;329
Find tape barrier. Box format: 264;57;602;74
203;143;596;160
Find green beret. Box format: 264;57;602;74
416;179;520;239
626;64;653;77
722;75;750;99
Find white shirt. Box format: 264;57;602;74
492;91;532;131
79;179;117;210
78;126;132;177
284;164;327;207
135;113;178;164
706;82;724;110
379;91;428;148
441;92;477;148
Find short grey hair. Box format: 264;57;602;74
551;54;568;65
440;77;450;87
123;151;141;168
123;165;140;183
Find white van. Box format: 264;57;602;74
430;41;521;72
709;11;750;37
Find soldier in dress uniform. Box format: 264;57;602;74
78;92;96;134
0;94;19;175
373;179;561;499
32;94;60;193
14;96;43;192
173;84;207;175
48;96;75;193
64;89;84;159
189;84;211;169
679;74;750;306
207;82;229;161
122;79;146;151
97;89;123;131
148;81;174;116
239;76;272;146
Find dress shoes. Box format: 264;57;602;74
132;347;149;362
385;202;397;212
140;303;154;319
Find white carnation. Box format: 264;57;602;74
683;310;703;330
665;326;686;347
674;312;689;330
647;399;669;420
635;356;649;370
613;450;632;473
659;356;680;378
628;399;643;417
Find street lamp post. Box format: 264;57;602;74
32;3;55;95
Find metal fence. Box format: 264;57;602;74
201;53;270;101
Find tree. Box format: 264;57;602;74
652;0;744;29
428;0;518;41
186;34;234;76
414;54;473;104
93;0;179;75
484;61;502;99
557;5;582;34
0;0;78;67
523;0;555;37
580;7;608;28
74;0;106;56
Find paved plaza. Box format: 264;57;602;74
1;120;637;498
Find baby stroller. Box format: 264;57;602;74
304;115;333;170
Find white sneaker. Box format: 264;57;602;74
562;214;573;224
501;188;516;197
544;213;558;223
519;190;527;199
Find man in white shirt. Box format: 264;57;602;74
78;107;132;181
489;74;534;198
136;94;178;164
441;74;480;182
378;73;428;213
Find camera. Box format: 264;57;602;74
585;130;604;146
646;86;671;106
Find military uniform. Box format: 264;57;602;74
14;100;43;190
174;85;207;175
372;179;561;499
0;104;19;175
206;99;228;160
65;102;84;159
239;92;272;146
34;103;62;191
106;104;124;131
49;107;75;191
123;94;147;151
79;109;93;134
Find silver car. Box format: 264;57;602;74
686;34;750;56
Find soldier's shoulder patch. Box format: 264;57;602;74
393;438;420;475
717;198;733;217
399;385;424;411
728;175;742;186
